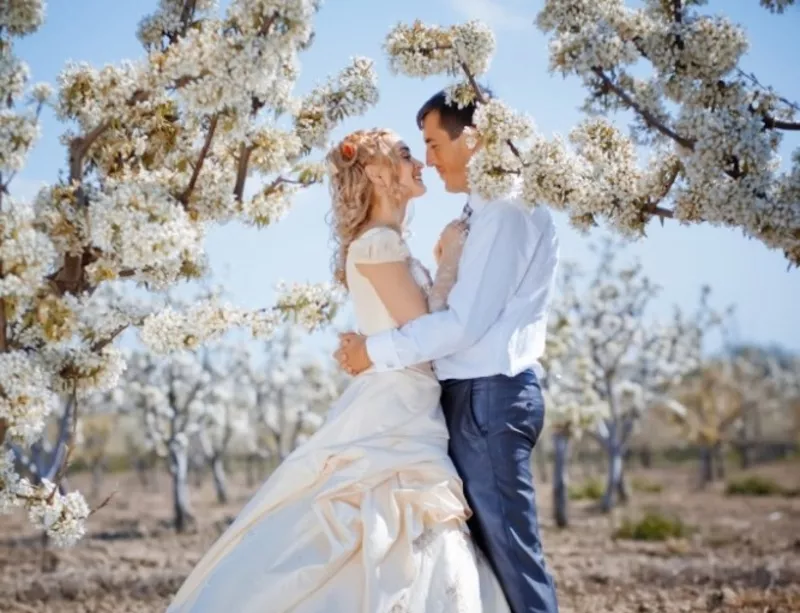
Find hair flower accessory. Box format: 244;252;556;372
340;140;356;160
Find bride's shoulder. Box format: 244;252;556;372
348;226;410;264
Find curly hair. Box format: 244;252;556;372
326;129;404;287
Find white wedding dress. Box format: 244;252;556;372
167;227;510;613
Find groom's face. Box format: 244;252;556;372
421;110;473;194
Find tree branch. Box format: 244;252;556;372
455;58;676;221
763;117;800;131
592;68;694;149
179;114;219;206
46;386;79;504
179;0;199;35
458;60;523;159
0;264;7;356
233;144;254;202
90;324;131;353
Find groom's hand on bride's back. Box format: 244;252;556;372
334;332;371;376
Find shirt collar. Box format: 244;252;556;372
467;190;490;215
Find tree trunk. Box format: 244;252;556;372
135;456;150;487
552;432;570;528
616;466;629;504
169;446;194;532
639;446;652;469
600;441;625;513
246;454;257;487
210;454;228;504
737;441;752;470
713;442;725;480
534;441;548;483
700;445;714;486
90;460;105;501
191;455;205;488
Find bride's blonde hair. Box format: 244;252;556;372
326;129;404;287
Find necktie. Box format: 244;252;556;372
460;201;473;223
460;202;473;237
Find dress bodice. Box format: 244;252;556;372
345;227;431;337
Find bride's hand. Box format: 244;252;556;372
434;220;467;265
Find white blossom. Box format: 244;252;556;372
1;0;377;542
543;241;709;437
0;351;59;444
385;6;800;264
294;56;379;150
384;20;494;79
139;281;342;354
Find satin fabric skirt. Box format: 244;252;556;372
167;368;510;613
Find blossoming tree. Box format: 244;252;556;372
540;282;607;528
1;0;377;545
544;241;718;518
384;1;799;264
191;343;254;504
126;347;226;532
247;326;337;463
654;348;799;485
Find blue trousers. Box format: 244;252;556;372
440;370;559;613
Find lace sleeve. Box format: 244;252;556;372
427;234;465;312
348;227;409;264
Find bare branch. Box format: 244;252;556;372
763;117;800;131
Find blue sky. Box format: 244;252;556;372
12;0;800;356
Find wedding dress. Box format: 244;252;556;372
167;227;510;613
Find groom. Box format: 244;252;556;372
335;87;560;613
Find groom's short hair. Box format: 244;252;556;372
416;85;494;140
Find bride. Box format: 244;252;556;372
166;129;510;612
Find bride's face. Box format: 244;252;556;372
393;140;426;201
377;134;425;201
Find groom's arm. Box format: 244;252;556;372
366;204;538;370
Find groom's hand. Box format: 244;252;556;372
334;332;372;376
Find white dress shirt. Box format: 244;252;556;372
365;190;559;380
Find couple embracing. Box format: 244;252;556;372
167;87;560;613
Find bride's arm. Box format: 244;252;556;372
356;261;429;326
359;221;466;321
427;221;466;312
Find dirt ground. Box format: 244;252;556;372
1;461;798;613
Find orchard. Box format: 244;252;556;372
1;1;798;612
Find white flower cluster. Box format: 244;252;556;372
0;351;58;444
543;242;710;437
385;7;800;264
140;281;343;354
16;477;90;547
385;20;494;79
653;348;800;448
294;56;379;150
246;327;338;459
0;1;47;172
0;198;56;299
88;180;206;286
1;0;377;543
125;350;214;458
1;448;89;547
0;0;45;35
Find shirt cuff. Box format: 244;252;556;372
365;330;401;371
